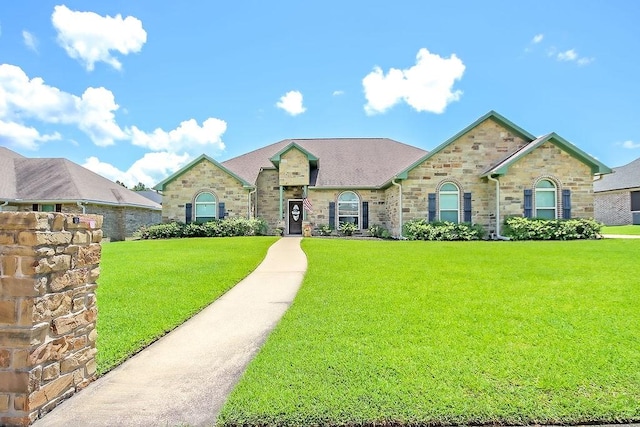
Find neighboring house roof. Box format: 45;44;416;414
222;138;428;187
481;132;612;177
0;147;161;210
154;154;254;192
593;156;640;192
136;190;163;204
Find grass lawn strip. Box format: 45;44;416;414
96;236;278;375
218;239;640;426
602;225;640;235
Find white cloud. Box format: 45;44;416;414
22;30;38;52
51;5;147;71
621;140;640;149
362;48;465;115
556;48;594;66
128;118;227;154
0;120;60;150
532;34;544;44
332;90;344;96
83;151;191;188
276;90;306;116
0;64;126;147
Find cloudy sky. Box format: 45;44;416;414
1;1;639;187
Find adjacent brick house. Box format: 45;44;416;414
155;111;611;237
593;156;640;225
0;147;161;241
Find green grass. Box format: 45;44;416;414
602;225;640;235
96;236;278;375
218;239;640;426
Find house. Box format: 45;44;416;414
0;147;161;240
593;156;640;225
154;111;611;237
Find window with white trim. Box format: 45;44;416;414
337;191;359;227
535;179;557;219
439;183;460;223
195;192;217;223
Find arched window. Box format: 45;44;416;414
535;179;557;219
439;183;460;223
337;191;360;227
195;192;217;223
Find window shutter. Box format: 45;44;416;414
523;189;532;218
185;203;192;224
463;193;472;223
428;193;436;222
55;204;62;213
218;202;226;219
32;204;38;212
329;202;335;229
362;201;369;229
562;189;571;219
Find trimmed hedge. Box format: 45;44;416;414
503;217;602;240
136;218;268;239
403;219;485;241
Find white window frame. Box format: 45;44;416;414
535;179;558;219
194;192;217;223
438;182;460;224
337;191;360;228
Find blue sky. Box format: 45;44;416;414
1;1;639;187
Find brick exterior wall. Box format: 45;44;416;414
0;212;101;426
594;188;638;225
5;204;160;242
162;158;250;223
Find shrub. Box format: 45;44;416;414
317;224;332;236
339;222;357;236
137;218;269;239
503;217;602;240
403;219;485;241
368;224;391;239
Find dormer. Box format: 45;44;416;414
270;142;318;186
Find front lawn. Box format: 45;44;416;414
96;236;278;374
218;239;640;426
602;225;640;235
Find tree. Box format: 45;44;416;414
132;182;149;191
115;180;128;188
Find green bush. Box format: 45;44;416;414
403;219;485;241
137;218;268;239
339;222;357;236
368;224;391;239
503;217;602;240
316;224;332;236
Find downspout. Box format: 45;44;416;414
248;188;256;219
0;201;8;212
487;175;510;240
392;178;403;239
76;201;86;214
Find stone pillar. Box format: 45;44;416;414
0;212;102;426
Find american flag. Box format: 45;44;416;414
303;197;313;213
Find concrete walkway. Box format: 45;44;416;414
33;237;307;427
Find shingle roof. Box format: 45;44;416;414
222;138;428;187
593;156;640;192
0;147;161;209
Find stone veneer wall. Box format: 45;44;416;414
279;148;310;186
162;158;250;223
594;189;636;225
0;212;101;426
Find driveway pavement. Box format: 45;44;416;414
33;237;306;427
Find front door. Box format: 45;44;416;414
288;200;303;235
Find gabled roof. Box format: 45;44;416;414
594;156;640;192
481;132;612;177
269;142;319;168
0;147;161;209
154;154;254;191
396;110;537;179
221;138;428;187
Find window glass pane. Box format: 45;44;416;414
338;202;358;216
41;204;55;212
631;191;640;211
536;191;555;208
441;183;458;192
440;211;459;223
196;192;215;202
339;217;358;226
536;179;555;188
338;191;358;202
536;209;555;219
439;194;458;210
196;204;216;216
